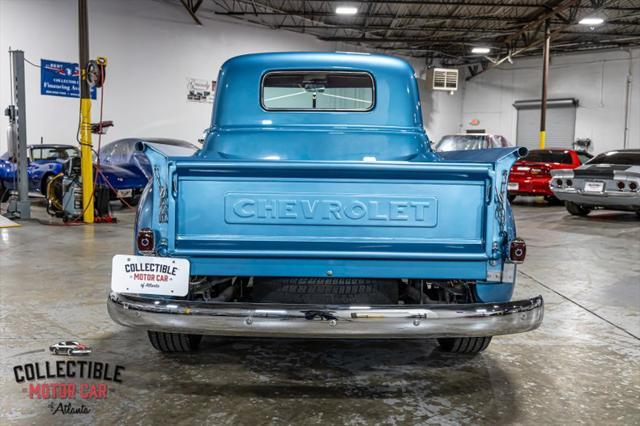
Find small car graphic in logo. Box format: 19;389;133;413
49;341;92;356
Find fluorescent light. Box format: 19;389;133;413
579;17;604;25
472;47;491;54
336;6;358;15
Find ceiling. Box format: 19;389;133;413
177;0;640;70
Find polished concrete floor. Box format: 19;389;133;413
1;198;639;425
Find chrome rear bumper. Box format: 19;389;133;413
108;292;543;339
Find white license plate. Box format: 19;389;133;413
111;255;190;296
584;181;604;193
117;189;132;198
508;182;519;191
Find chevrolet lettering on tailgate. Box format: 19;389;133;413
225;193;438;227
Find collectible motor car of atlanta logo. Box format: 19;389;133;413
10;342;126;415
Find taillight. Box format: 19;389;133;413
509;238;526;264
137;228;155;253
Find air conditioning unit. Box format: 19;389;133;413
431;68;458;91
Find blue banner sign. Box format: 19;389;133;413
40;59;96;99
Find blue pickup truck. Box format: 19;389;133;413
108;52;543;354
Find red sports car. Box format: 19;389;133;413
508;149;592;202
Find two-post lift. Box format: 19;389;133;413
4;0;104;223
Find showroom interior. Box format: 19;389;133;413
0;0;639;424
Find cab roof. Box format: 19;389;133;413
211;51;423;131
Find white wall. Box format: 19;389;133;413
462;48;640;154
0;0;333;153
418;73;465;143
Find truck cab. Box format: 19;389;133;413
108;52;543;354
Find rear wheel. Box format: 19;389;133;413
544;195;562;205
0;181;10;203
566;201;591;216
147;331;202;353
507;194;516;203
120;196;140;207
437;337;492;354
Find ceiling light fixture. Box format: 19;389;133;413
336;6;358;15
471;47;491;54
579;17;604;25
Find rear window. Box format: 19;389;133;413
262;71;374;111
587;151;640;165
524;150;573;164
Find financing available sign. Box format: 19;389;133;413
40;59;96;99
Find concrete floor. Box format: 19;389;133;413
1;198;639;425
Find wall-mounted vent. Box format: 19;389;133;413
432;68;458;91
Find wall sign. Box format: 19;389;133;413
40;59;96;99
186;78;215;103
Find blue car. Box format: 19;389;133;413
98;138;198;182
0;144;147;204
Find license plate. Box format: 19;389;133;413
117;189;132;198
111;255;190;296
584;181;604;193
507;182;519;191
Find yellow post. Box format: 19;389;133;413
80;97;94;223
538;130;546;149
79;0;93;223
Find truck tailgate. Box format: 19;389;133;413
167;161;494;261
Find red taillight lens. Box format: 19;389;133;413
509;238;526;264
137;228;155;253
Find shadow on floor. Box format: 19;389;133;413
88;329;519;422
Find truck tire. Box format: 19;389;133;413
437;337;492;354
147;331;202;353
252;277;399;304
544;195;562;205
120;194;141;207
0;181;10;203
566;201;591;216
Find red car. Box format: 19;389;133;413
508;149;592;202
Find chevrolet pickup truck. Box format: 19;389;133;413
108;52;543;354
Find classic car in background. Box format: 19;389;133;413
433;133;510;152
550;149;640;217
98;138;198;181
0;144;147;204
508;148;593;203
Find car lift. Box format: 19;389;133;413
3;50;31;220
